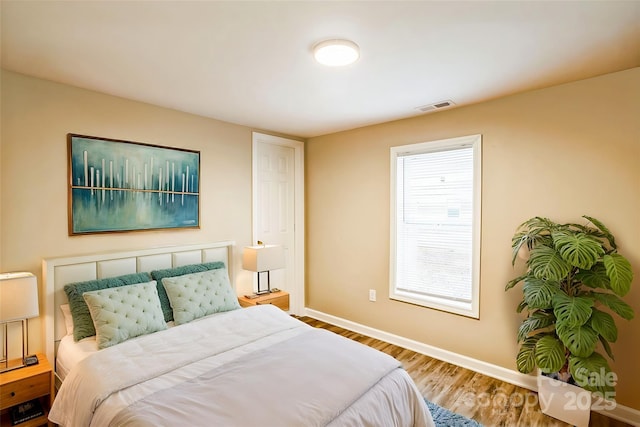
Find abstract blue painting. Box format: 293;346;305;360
68;134;200;235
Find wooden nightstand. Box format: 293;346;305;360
0;354;53;427
238;290;289;311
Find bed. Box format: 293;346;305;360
43;242;434;427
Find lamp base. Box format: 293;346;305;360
0;357;28;373
0;318;31;373
245;288;281;299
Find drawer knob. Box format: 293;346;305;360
10;391;16;397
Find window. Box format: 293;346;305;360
390;134;481;318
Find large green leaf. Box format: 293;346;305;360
553;293;594;328
516;335;540;374
535;335;566;373
574;263;609;289
511;220;554;265
528;246;571;281
552;231;604;270
603;254;633;297
591;293;635;320
589;308;618;343
517;311;555;342
556;323;598;358
569;352;614;394
515;217;558;236
583;215;617;250
523;278;559;309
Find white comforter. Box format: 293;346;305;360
50;305;434;427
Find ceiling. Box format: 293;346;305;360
2;1;639;138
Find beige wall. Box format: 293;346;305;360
306;68;640;409
0;71;261;352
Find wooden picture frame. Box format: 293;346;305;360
68;134;200;235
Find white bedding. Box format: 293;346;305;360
56;320;176;381
50;305;434;427
56;335;97;381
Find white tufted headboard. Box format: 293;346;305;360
42;241;235;365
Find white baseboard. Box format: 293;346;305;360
303;308;640;427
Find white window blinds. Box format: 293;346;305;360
390;135;481;318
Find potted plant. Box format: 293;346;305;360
506;216;634;425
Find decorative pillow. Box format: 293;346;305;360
162;269;240;325
60;304;74;336
64;272;152;341
150;262;226;322
82;281;167;349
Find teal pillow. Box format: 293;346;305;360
162;269;240;325
150;262;226;322
64;272;152;341
82;281;167;349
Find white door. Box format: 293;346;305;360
252;133;304;314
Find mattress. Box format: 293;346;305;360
51;305;434;427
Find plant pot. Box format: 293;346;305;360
537;371;591;427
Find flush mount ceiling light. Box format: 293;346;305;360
313;39;360;67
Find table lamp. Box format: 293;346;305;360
242;243;285;295
0;272;40;372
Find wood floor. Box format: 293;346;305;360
298;316;631;427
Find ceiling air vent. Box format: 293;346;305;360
415;100;455;113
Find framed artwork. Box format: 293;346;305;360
68;134;200;235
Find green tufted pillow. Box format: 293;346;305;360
150;262;226;322
162;269;240;325
82;281;167;349
64;272;152;341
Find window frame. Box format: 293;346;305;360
389;134;482;318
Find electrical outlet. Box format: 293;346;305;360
369;289;376;302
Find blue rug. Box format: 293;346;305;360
425;399;483;427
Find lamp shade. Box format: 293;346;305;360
242;245;285;272
0;272;40;322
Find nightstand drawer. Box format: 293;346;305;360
255;294;289;310
0;372;50;411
